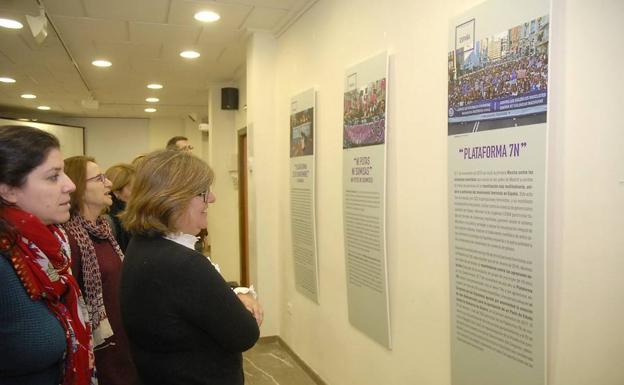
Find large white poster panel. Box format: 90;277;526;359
343;52;391;348
448;0;550;384
290;89;319;302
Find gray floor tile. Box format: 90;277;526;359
244;340;318;385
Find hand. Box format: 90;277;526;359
237;293;264;326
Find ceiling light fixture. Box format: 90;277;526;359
180;50;200;59
147;83;163;89
37;105;50;110
21;93;37;99
92;59;112;67
0;77;16;83
0;18;23;29
25;7;48;44
146;97;159;103
194;11;220;23
144;108;157;113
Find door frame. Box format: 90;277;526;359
237;127;249;286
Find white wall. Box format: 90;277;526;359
206;85;242;283
546;0;624;383
235;69;247;132
184;115;205;157
246;31;280;337
147;117;186;151
271;1;451;384
242;0;624;385
65;117;190;170
65;117;150;169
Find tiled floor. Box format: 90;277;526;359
244;339;319;385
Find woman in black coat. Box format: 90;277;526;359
119;149;262;385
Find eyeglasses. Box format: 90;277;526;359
86;173;107;183
198;190;213;203
181;145;194;151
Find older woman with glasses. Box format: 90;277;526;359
0;126;95;385
63;156;138;385
120;149;261;385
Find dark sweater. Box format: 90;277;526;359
68;232;138;385
108;196;131;252
0;256;65;385
120;236;259;385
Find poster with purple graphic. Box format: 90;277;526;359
448;0;549;384
343;52;391;348
290;88;319;303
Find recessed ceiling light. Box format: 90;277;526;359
18;118;29;121
0;77;16;83
144;108;157;113
145;97;159;103
180;50;200;59
194;11;220;23
37;105;51;110
147;83;163;89
92;60;112;67
0;18;23;29
21;93;36;99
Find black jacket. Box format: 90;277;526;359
120;236;259;385
108;196;131;252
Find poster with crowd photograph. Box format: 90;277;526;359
343;52;391;348
290;88;319;302
448;0;550;384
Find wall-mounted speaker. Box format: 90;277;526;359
221;87;239;110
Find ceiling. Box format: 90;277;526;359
0;0;315;119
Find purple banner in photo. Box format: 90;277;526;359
449;90;547;119
343;117;385;149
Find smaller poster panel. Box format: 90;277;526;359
289;88;319;302
342;52;391;348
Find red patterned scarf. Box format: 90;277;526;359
63;213;124;347
1;207;96;385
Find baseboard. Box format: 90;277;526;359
257;336;328;385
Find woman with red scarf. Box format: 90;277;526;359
0;125;96;385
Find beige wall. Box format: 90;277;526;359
235;69;247;132
147;117;185;151
271;1;450;384
68;116;189;169
246;32;280;337
546;0;624;383
243;0;624;385
206;85;242;283
66;117;150;169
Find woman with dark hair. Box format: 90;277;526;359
104;163;135;252
0;126;95;385
120;149;261;385
63;156;138;385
